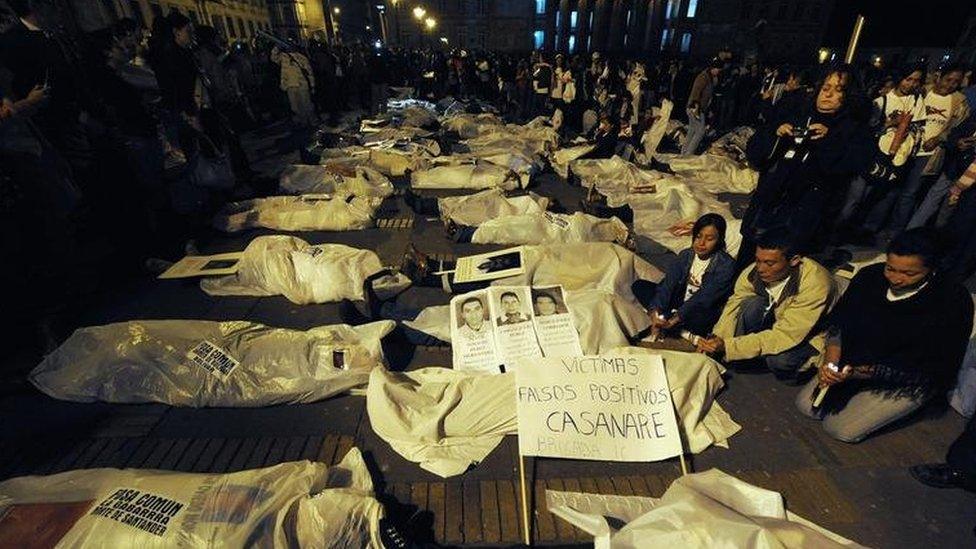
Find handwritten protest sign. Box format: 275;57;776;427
515;354;682;462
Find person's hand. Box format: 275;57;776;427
886;112;902;128
818;362;851;387
949;183;967;206
649;310;667;329
958;136;976;151
696;335;724;355
922;137;940;152
24;84;50;107
808;123;829;140
662;314;681;330
776;123;794;137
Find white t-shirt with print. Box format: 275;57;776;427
684;255;711;301
917;90;954;156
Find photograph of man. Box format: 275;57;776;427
496;291;531;325
457;297;491;339
532;288;567;316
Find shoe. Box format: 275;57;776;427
378;517;413;549
910;463;968;489
399;245;430;283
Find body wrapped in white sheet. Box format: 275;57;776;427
437;189;548;226
30;319;394;407
213;194;382;233
471;212;628;246
0;451;384;548
410;160;523;190
278;164;393;198
546;468;863;548
571;156;663;207
200;236;410;305
441;113;504;138
365;350;739;477
661;152;759;194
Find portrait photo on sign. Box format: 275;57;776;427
455;294;492;339
531;286;568;316
495;289;532;326
478;251;522;274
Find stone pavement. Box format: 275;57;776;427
1;123;974;547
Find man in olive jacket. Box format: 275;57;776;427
698;232;835;382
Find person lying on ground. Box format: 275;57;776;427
697;230;835;384
795;228;973;443
632;213;736;338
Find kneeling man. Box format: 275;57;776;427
698;232;834;382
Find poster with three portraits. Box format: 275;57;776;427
450;285;583;374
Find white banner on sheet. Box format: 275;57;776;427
453;246;525;284
158;252;243;279
515;354;682;462
449;285;581;374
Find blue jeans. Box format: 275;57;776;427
733;295;817;379
889;156;934;232
907;172;952;229
862;157;926;232
682;108;707;155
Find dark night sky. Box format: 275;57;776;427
821;0;973;48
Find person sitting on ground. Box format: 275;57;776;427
795;228;973;443
698;231;834;383
632;213;736;338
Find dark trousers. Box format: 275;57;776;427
947;412;976;491
630;280;718;336
733;295;817;380
942;189;976;282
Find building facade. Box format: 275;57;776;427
379;0;536;51
659;0;835;62
535;0;667;55
65;0;274;39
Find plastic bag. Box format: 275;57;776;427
213;194;382;233
31;319;394;407
438;189;548;227
0;449;383;548
278;164;393;198
471;212;629;246
200;236;410;305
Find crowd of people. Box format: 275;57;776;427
2;0;976;501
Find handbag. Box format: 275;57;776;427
192;134;235;190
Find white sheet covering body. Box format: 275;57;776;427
437;189;549;226
661;152;759;194
546;468;863;548
410;160;523;190
366;349;739;477
278;164;393;198
0;450;383;548
30;319;394;407
571;156;663;207
470;212;629;246
200;236;410;305
950;293;976;417
213;194;382;233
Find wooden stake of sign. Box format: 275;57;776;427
518;453;531;545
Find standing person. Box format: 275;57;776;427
309;37;337;123
551;54;566;118
911;414;976;493
561;60;579;133
903;65;971;229
270;43;315;126
514;58;530;120
796;229;973;443
844;66;926;239
626;62;647;126
940;157;976;281
531;52;552;118
682;58;722;155
368;49;390;116
739;65;873;268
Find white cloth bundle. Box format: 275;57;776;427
410;160;523;191
0;450;384;548
437;188;549;227
30;319;394;407
471;212;629;246
546;468;863;548
200;236;410;305
213;194;382;233
571;156;664;207
278;164;393;198
366;349;739;477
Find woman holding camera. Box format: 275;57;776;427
737;64;873;270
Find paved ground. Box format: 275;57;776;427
1;122;974;547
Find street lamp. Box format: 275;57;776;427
424;17;436;30
413;6;426;20
334;7;340;15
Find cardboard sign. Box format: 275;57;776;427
516;354;682;462
452;246;525;284
450;285;582;374
158;252;243;279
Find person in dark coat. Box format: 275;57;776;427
738;64;874;271
632;214;737;337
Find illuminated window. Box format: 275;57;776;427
687;0;698;17
680;32;691;52
665;0;675;19
534;30;544;49
570;10;578;29
660;28;672;50
569;34;576;52
535;0;545;15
